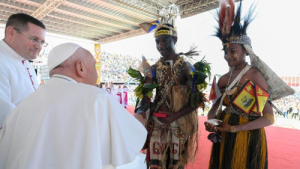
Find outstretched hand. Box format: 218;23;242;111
215;122;232;132
204;121;232;133
204;122;217;132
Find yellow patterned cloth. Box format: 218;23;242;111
209;87;268;169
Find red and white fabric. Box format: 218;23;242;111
209;75;222;104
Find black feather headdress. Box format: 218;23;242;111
213;0;295;102
215;0;256;48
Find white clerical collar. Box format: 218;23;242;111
0;39;26;61
51;74;78;83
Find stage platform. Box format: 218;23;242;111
121;105;300;169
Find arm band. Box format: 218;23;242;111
263;113;274;124
135;102;150;114
231;126;237;133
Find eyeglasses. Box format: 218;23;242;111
14;27;48;47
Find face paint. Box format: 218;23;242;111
233;53;239;62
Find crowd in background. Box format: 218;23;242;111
99;52;300;119
100;52;157;83
100;52;141;83
97;82;138;106
273;93;300;120
99;52;159;106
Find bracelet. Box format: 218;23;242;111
231;126;237;133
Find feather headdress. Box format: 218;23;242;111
139;4;179;37
215;0;254;48
214;0;295;100
218;0;235;39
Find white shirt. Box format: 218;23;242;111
0;40;39;128
0;74;147;169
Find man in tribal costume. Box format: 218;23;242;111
204;1;295;169
130;5;211;169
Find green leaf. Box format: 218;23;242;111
193;59;211;82
143;83;159;89
194;71;207;84
127;67;144;82
145;90;153;99
135;98;140;109
190;92;200;107
134;84;144;99
197;81;208;91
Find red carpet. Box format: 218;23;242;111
126;105;300;169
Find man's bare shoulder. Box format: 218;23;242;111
182;61;191;72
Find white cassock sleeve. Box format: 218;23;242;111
0;65;15;128
0;85;147;169
95;93;147;167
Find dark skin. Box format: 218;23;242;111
204;44;274;132
136;34;198;124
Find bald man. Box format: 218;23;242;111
0;43;147;169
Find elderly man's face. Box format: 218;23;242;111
84;51;98;86
11;22;46;60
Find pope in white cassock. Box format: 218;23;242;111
0;43;147;169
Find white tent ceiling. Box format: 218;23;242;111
0;0;219;44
